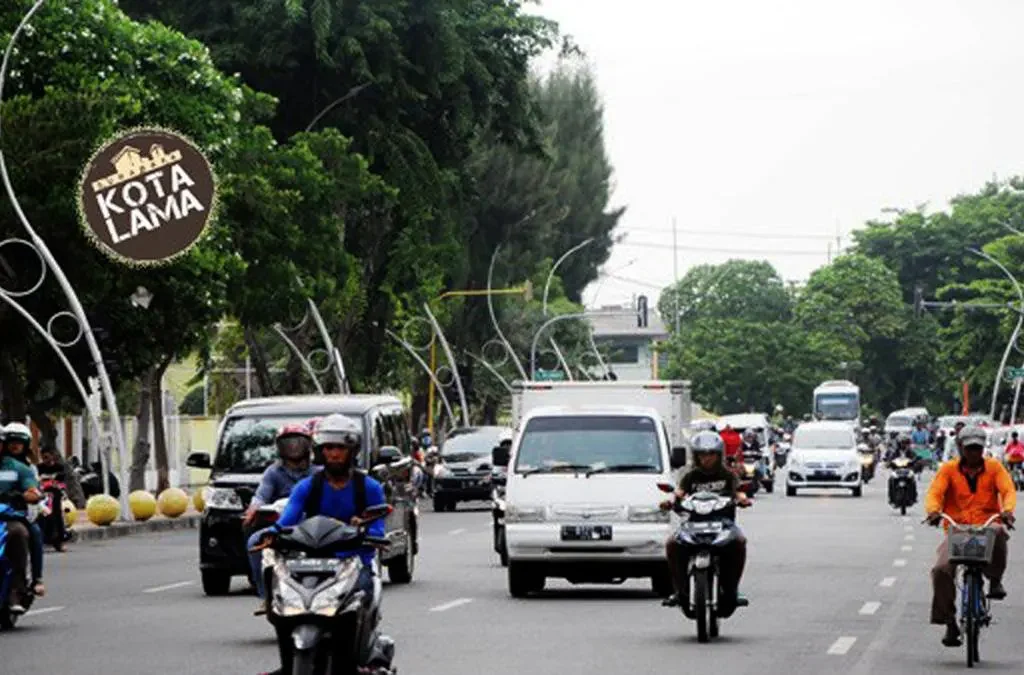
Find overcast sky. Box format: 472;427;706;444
534;0;1024;309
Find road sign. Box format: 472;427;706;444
1005;367;1024;382
535;369;565;382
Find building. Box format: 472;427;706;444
588;295;671;380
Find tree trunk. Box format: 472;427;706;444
0;350;27;424
151;360;172;493
482;398;498;425
243;324;275;397
129;367;155;492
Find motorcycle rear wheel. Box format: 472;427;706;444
292;648;317;675
694;571;709;643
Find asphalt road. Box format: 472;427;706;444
4;472;1024;675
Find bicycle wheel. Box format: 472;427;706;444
965;571;981;668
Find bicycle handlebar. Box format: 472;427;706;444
926;512;1010;530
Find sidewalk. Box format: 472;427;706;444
70;510;201;542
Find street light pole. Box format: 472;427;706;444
543;238;594;381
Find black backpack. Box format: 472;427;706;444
303;469;367;519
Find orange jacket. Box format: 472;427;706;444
925;458;1016;528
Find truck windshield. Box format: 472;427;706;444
814;393;858;420
514;415;662;474
214;414;357;473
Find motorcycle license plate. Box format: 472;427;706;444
561;525;612;541
286;558;342;573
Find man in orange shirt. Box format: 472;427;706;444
925;425;1016;647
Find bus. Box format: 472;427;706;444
812;380;861;429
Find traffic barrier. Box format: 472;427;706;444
157;487;189;518
85;494;120;526
129;490;158;521
192;487;207;512
63;501;77;528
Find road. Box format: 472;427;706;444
3;475;1024;675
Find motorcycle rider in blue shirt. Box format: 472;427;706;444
255;413;386;675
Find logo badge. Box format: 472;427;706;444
78;128;217;266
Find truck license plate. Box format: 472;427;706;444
561;525;612;541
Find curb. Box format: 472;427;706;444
72;515;201;542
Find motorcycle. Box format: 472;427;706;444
857;444;876;484
887;457;917;516
772;435;792;469
255;504;397;675
38;476;72;548
422;449;440;498
741;450;769;494
0;499;36;630
658;483;750;643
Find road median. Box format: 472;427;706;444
71;513;201;542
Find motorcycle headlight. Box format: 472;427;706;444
272;575;307;617
860;455;873;465
308;560;361;616
506;504;546;523
205;487;244;511
628;506;670;523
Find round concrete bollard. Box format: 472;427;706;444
157;487;189;518
129;490;158;521
64;501;78;529
85;494;120;526
192;487;207;513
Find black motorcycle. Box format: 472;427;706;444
887;456;917;516
658;483;750;643
253;505;397;675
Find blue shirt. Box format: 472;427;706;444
253;462;319;507
276;473;386;565
911;429;930;445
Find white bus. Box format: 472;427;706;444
812;380;861;429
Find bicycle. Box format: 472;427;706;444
929;512;1011;668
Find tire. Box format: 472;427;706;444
694;570;710;643
497;528;509;568
387;530;415;584
852;486;862;498
651;570;674;598
900;504;907;516
433;496;446;512
508;562;543;598
447;501;457;512
764;481;774;494
201;569;231;596
786;486;797;497
292;648;316;675
966;610;976;668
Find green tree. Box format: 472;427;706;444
659;259;792;327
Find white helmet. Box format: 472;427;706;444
313;413;362;451
2;422;31;444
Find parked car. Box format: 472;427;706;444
186;394;419;596
785;421;862;497
433;426;511;512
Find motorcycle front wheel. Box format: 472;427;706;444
693;570;710;643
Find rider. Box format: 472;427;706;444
911;419;930;448
887;432;914;463
256;413;386;675
718;424;743;468
1004;431;1024;466
925;425;1016;647
245;423;318;614
37;446;69;552
0;423;44;614
660;431;751;614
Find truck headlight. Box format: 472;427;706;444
506;504;546;523
628;506;670;523
205;487;243;511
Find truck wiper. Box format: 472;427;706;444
520;464;591;477
585;464;658;478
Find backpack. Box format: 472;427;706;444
303;469;367;520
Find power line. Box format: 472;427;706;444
603;273;667;290
617;240;840;256
618;226;837;240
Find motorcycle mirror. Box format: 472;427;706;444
656;482;675;493
360;504;393;524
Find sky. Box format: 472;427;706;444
533;0;1024;309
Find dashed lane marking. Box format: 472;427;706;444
142;581;194;594
880;577;896;587
859;601;881;615
893;559;907;567
449;528;467;535
828;636;857;655
430;598;473;612
25;605;64;616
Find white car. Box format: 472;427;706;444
785;421;862;497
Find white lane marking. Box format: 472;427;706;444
142;581;194;594
859;601;881;615
429;598;473;612
880;577;896;587
904;534;915;541
893;559;907;567
904;525;913;532
901;545;913;551
25;605;65;616
448;528;467;535
828;636;857;655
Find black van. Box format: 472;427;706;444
186;394;419;595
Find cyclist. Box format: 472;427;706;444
925;425;1016;647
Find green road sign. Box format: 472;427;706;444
1005;367;1024;381
535;369;565;382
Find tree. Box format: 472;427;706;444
658;259;792;327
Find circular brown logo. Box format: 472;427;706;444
78;128;217;266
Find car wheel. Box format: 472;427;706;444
851;486;863;498
786;486;797;497
433;496;446;512
651;570;674;598
508;562;543;598
201;570;231;596
446;501;457;512
764;481;774;494
387;530;415;584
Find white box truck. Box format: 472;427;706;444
510;380;693;451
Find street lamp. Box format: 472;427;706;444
542;238;594;381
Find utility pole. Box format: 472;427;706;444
672;217;680;333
